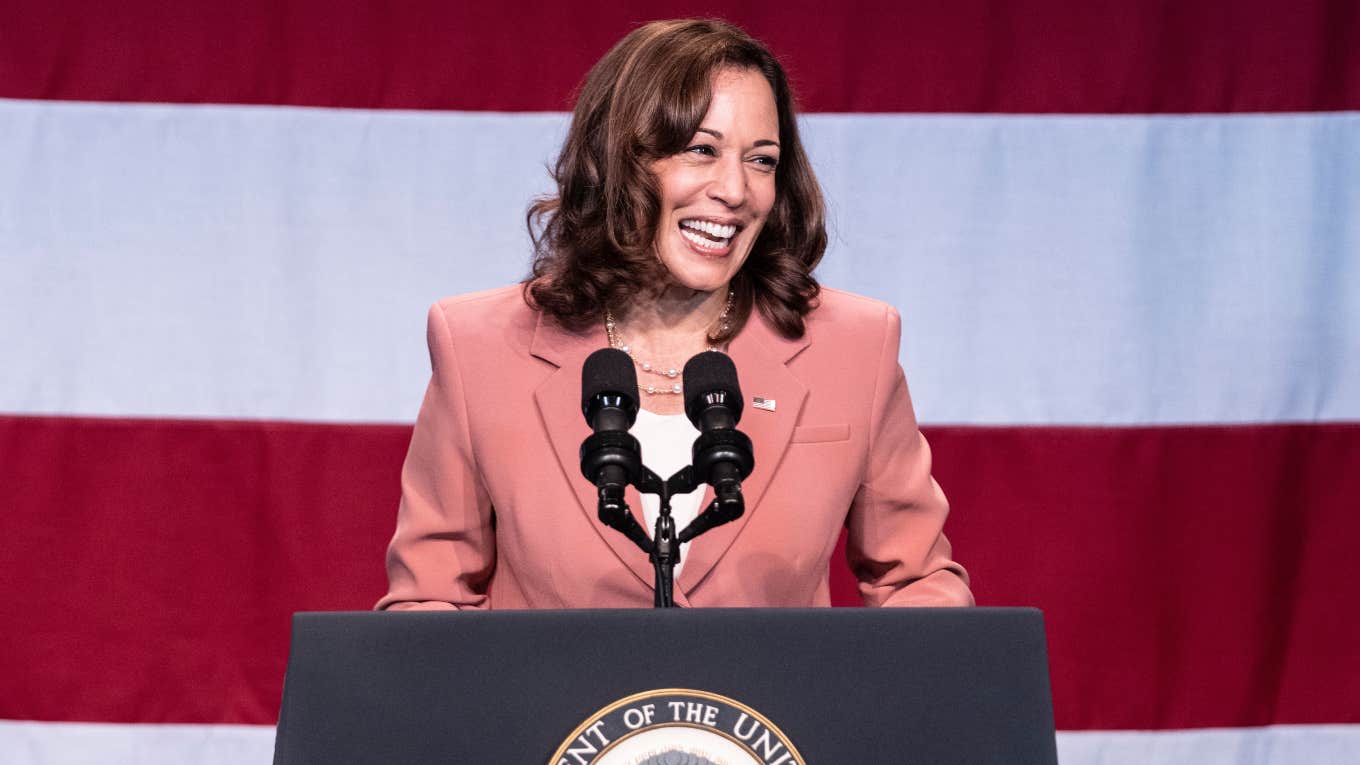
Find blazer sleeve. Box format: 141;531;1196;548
375;303;495;611
845;305;974;607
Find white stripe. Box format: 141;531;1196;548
807;112;1360;426
0;99;565;424
1056;725;1360;765
2;721;1357;764
3;99;1356;424
0;721;275;765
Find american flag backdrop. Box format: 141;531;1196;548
2;1;1358;762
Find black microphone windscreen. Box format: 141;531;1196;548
682;350;743;425
582;348;639;412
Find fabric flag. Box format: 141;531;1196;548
2;2;1357;763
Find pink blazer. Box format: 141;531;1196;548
377;285;971;610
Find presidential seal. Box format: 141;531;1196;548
549;688;806;765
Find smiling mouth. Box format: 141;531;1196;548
679;218;739;251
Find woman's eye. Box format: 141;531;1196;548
686;144;717;157
753;155;779;168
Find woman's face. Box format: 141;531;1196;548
650;67;780;295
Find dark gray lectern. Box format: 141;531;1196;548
274;608;1057;764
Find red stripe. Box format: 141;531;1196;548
923;423;1360;731
2;0;1356;113
3;415;1357;729
1;415;405;725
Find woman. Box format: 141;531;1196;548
377;19;971;610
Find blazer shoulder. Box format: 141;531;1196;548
434;284;529;320
807;287;900;338
428;284;538;355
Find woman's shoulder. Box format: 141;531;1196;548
804;287;901;335
433;284;531;317
427;283;540;349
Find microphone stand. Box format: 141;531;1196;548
596;465;746;608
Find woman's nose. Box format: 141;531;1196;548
706;156;747;208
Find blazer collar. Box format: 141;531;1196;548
676;310;809;595
529;308;812;604
530;312;663;596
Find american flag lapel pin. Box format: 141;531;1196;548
752;397;776;412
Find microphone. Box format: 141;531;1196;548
678;351;754;542
580;347;642;488
579;348;650;550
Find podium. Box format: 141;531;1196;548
274;608;1058;764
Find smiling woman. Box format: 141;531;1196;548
652;67;779;295
524;19;826;354
377;18;972;610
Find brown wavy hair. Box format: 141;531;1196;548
524;18;826;342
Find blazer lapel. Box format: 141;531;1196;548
678;312;809;595
530;313;658;592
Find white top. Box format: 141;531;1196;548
631;408;705;579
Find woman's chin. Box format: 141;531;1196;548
658;246;747;294
662;270;733;295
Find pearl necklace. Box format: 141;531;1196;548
605;290;734;395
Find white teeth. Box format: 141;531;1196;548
681;228;728;250
680;219;738;239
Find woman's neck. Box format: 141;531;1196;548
611;283;730;414
616;284;727;352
